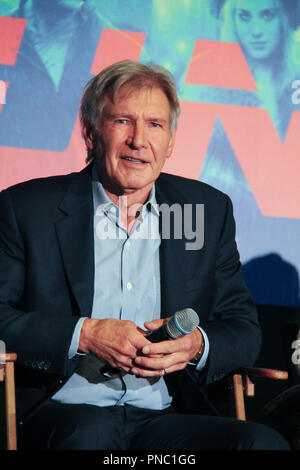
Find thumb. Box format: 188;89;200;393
144;317;169;332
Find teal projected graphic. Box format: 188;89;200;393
0;0;299;307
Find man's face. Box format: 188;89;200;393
93;84;176;197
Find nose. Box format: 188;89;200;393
251;19;264;38
127;122;147;149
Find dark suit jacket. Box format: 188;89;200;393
0;164;261;422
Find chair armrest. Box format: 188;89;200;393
238;367;288;381
229;367;288;421
0;352;17;363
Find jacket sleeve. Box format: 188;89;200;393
0;188;79;377
191;194;262;385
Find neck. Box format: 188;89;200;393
247;51;278;83
253;63;272;79
29;0;79;36
105;185;152;206
94;162;154;230
108;186;153;231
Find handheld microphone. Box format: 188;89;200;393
145;307;199;342
101;307;199;378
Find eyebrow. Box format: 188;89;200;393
237;8;276;14
147;117;169;125
261;8;277;13
107;113;169;125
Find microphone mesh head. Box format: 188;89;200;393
166;308;199;339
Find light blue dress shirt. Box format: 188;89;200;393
53;169;209;409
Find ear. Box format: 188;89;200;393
166;130;176;159
83;127;94;150
86;138;93;150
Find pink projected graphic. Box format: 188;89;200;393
90;29;146;74
0;0;299;308
0;16;26;65
185;39;258;91
0;17;25;114
165;102;300;219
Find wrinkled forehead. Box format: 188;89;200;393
105;81;169;108
102;82;172;121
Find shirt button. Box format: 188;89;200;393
126;282;132;290
110;206;116;214
125;241;131;248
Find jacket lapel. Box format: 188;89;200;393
156;175;190;318
55;165;94;317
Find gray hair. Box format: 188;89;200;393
80;60;180;162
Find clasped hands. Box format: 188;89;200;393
79;317;203;377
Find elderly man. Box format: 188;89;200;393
0;60;290;450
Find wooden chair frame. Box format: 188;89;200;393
231;366;289;421
0;352;17;450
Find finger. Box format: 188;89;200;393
141;339;183;356
131;358;188;378
137;326;149;337
144;317;170;332
112;333;150;358
134;352;187;372
131;366;165;378
108;357;133;370
142;333;196;357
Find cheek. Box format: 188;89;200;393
269;20;281;43
103;132;123;155
153;142;172;164
235;23;249;46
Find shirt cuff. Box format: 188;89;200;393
68;317;88;359
189;326;210;371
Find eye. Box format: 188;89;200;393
238;10;251;22
262;9;276;22
115;119;128;125
149;122;161;128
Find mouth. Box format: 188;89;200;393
121;156;148;164
251;41;267;50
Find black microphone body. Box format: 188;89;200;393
145;323;171;343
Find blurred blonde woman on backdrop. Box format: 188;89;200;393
199;0;300;307
214;0;299;136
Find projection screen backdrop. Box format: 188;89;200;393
0;0;299;307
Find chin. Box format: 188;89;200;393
252;52;270;61
247;46;274;61
118;178;150;192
